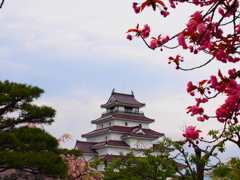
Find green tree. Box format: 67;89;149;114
0;80;55;131
207;157;240;180
104;138;178;180
0;127;68;179
0;80;68;179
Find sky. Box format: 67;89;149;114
0;0;239;163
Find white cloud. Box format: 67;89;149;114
35;88;106;148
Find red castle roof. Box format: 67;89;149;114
101;91;145;108
121;125;162;139
82;125;164;138
91;113;154;124
75;141;98;155
76;140;130;155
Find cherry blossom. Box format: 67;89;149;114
183;126;201;140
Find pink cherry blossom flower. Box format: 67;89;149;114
189;46;194;53
218;7;224;16
195;98;208;103
142;24;151;38
228;68;236;77
216;107;229;119
210;0;219;2
190;92;195;96
198;30;211;51
187;19;197;32
132;2;141;14
169;0;176;8
210;75;218;88
184;126;201;140
225;79;239;94
225;94;240;111
160;11;170;17
208;42;214;51
187;81;195;93
178;33;188;49
191;11;202;20
197;114;209;122
191;105;204;115
216;49;227;63
149;40;158;49
194;49;198;54
162;36;170;43
192;0;199;4
236;25;240;34
227;56;240;63
197;116;205;122
126;34;132;41
197;23;206;34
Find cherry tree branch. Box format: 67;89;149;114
0;0;5;8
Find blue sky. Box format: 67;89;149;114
0;0;238;163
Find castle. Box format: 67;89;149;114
74;90;171;171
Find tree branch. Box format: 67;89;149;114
0;0;5;8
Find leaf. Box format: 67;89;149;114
136;23;139;29
218;69;225;81
157;34;162;40
232;35;240;43
141;1;150;11
198;80;208;86
126;29;138;33
156;0;166;7
220;37;230;44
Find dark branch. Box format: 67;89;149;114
0;0;5;8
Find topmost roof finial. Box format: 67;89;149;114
112;88;115;93
131;91;134;95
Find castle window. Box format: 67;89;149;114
109;122;111;126
102;124;103;128
125;122;128;126
106;136;108;140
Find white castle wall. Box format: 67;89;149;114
96;119;149;129
94;147;131;156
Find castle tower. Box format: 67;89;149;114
75;90;165;170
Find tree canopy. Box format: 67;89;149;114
0;126;68;179
0;80;55;131
207;157;240;180
0;80;68;179
104;138;179;180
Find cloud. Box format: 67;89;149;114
35;88;106;148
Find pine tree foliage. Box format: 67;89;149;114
0;80;68;179
0;80;55;131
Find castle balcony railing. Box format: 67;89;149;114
102;109;144;116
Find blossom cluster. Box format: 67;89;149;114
132;0;169;17
127;0;239;147
177;5;239;64
183;126;202;144
65;155;104;180
186;69;240;124
126;24;151;41
127;0;239;69
149;35;170;49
